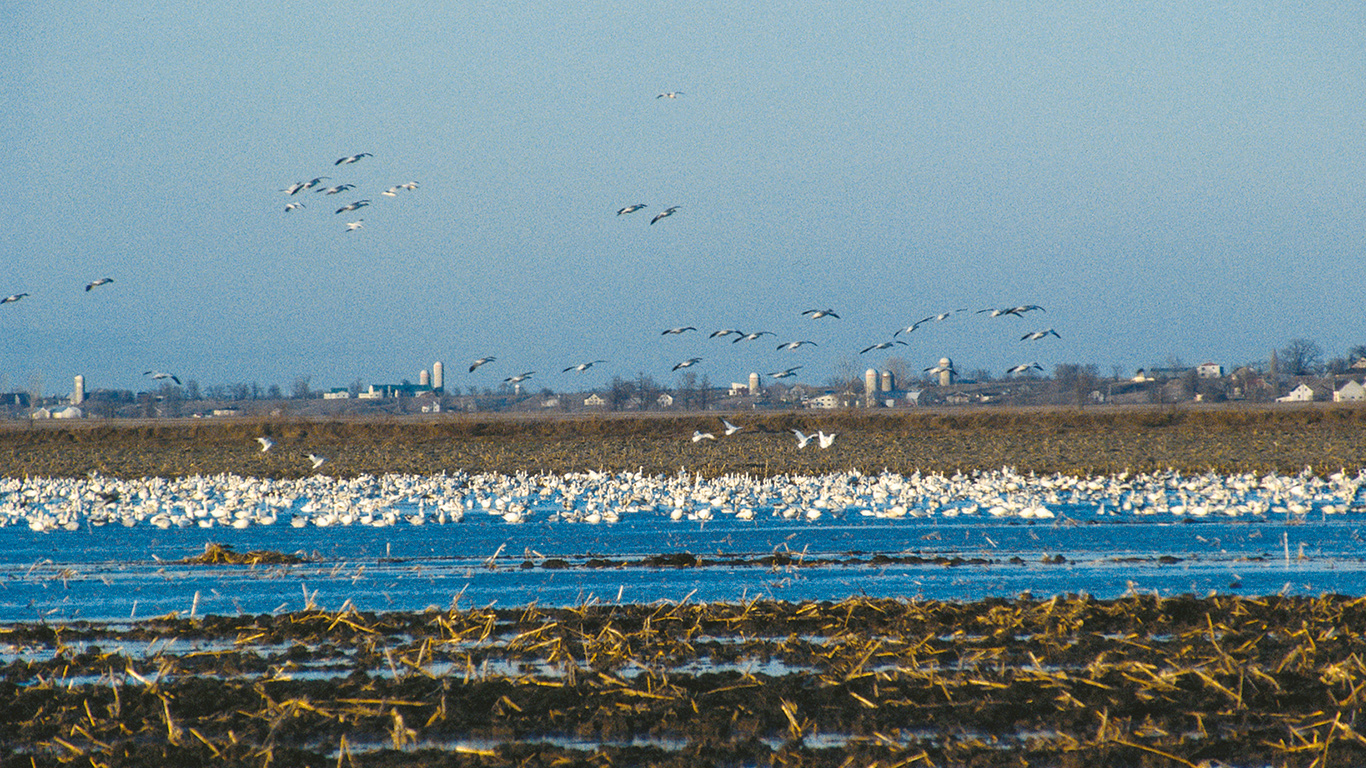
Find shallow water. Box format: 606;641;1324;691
4;505;1362;622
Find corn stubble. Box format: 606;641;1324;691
3;594;1366;767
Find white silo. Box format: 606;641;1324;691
73;375;85;405
748;372;760;395
432;362;444;390
938;357;954;386
419;369;430;387
864;368;877;396
881;370;893;392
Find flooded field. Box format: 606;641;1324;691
5;596;1366;767
3;412;1364;766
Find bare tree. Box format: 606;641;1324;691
608;376;636;410
291;376;313;399
635;372;663;410
1279;338;1323;377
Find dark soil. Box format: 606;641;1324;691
3;595;1366;767
3;405;1365;479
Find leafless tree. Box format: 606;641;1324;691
608;376;636;410
1279;338;1323;377
291;376;312;399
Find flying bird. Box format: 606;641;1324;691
617;204;647;215
732;331;774;343
709;329;744;339
721;419;743;436
817;430;837;449
307;453;327;469
650;206;680;225
398;181;419;191
1020;328;1061;341
469;357;496;372
344;220;364;232
2;293;30;304
661;326;696;336
777;340;818;351
979;305;1045;318
861;341;908;354
142;370;181;385
563;360;607;372
504;372;535;384
924;361;955;376
792;429;814;449
1007;362;1044;375
256;437;274;453
691;430;716;442
768;366;802;378
335;199;371;214
84;278;114;292
335;153;372;165
892;322;924;337
656;91;684;99
672;357;702;371
300;177;328;192
284;202;306;212
381;185;401;197
317;184;355;195
281;181;308;195
802;308;840;319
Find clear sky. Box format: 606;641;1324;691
4;2;1364;396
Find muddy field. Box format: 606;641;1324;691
4;595;1366;767
3;405;1365;479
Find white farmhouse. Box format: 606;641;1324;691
1334;380;1366;403
805;394;838;409
1197;362;1224;379
1276;383;1316;403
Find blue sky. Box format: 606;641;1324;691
3;2;1364;396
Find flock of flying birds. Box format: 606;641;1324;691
690;418;837;449
278;152;419;233
446;302;1063;394
5;93;1062;400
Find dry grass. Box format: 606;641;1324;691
2;405;1364;479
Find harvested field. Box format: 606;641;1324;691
3;406;1365;479
4;596;1366;767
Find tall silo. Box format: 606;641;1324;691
864;368;877;396
419;369;430;387
73;375;85;405
938;357;954;386
749;372;760;395
432;362;444;390
881;370;894;392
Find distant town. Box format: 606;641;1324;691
8;340;1366;420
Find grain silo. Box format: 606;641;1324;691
432;362;444;390
749;372;760;395
938;357;954;386
864;368;877;396
73;375;85;405
881;370;894;392
419;369;430;387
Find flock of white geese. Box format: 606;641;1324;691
3;467;1362;533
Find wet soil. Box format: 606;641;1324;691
3;405;1365;479
4;595;1366;767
